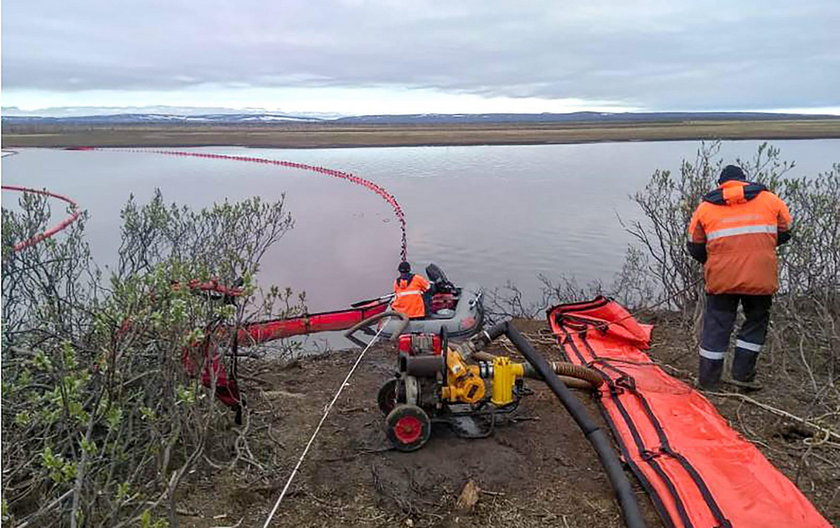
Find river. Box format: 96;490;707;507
3;140;837;325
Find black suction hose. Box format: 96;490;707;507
344;310;409;347
482;321;647;528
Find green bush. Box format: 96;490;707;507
2;190;303;527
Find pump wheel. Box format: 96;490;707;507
385;404;431;452
377;379;399;415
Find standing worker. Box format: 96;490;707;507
391;261;431;319
687;165;792;390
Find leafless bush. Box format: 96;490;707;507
2;190;303;527
497;143;837;387
768;164;840;387
616;141;728;312
485;274;605;322
614;142;839;432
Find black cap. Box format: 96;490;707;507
398;261;411;273
719;165;746;183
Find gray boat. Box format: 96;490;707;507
367;264;483;340
376;282;483;340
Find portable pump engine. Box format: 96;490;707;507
377;331;533;451
345;310;603;452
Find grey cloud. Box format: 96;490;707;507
2;0;838;110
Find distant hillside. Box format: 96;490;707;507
1;113;324;125
335;111;838;124
3;111;837;126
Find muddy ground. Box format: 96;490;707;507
174;317;839;527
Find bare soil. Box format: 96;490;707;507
173;316;839;527
4;119;840;149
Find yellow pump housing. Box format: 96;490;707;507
441;349;485;404
438;348;530;407
491;356;525;406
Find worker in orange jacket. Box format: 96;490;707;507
391;261;431;319
688;165;792;390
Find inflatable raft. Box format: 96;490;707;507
375;281;484;340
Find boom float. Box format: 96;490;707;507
1;185;81;252
70;147;409;261
185;266;484;415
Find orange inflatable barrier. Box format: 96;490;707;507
548;297;830;528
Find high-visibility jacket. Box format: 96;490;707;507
391;273;430;319
688;180;792;295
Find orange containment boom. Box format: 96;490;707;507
1;185;81;252
547;297;831;528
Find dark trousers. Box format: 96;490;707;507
698;293;772;388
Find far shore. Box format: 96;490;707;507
3;118;840;149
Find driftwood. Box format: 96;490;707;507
456;480;481;512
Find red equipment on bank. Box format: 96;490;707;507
181;282;391;415
548;297;831;528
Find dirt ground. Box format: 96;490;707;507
173;316;839;528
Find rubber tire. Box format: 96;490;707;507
385;404;431;452
377;379;399;415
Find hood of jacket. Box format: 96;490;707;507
703;180;767;205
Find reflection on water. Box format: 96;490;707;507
3;140;838;315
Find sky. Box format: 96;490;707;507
2;0;839;116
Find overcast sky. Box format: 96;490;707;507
2;0;839;115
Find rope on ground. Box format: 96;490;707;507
708;390;840;443
261;324;387;528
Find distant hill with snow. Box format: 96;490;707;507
1;113;325;124
3;110;838;126
333;111;838;124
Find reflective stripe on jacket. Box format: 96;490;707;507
391;274;430;318
688;180;792;295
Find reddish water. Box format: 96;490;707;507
3;141;837;313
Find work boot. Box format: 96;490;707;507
732;348;759;383
693;379;716;394
698;356;724;391
722;376;764;392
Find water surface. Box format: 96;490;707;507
3;140;837;314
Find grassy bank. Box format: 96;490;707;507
4;119;840;148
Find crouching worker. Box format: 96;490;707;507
688;165;792;391
391;261;431;319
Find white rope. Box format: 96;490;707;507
261;324;387;528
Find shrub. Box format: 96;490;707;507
2;190;303;527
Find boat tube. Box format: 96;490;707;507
236;298;389;345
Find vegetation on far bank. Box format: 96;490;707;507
3;119;840;148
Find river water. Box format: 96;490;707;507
3;140;838;318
